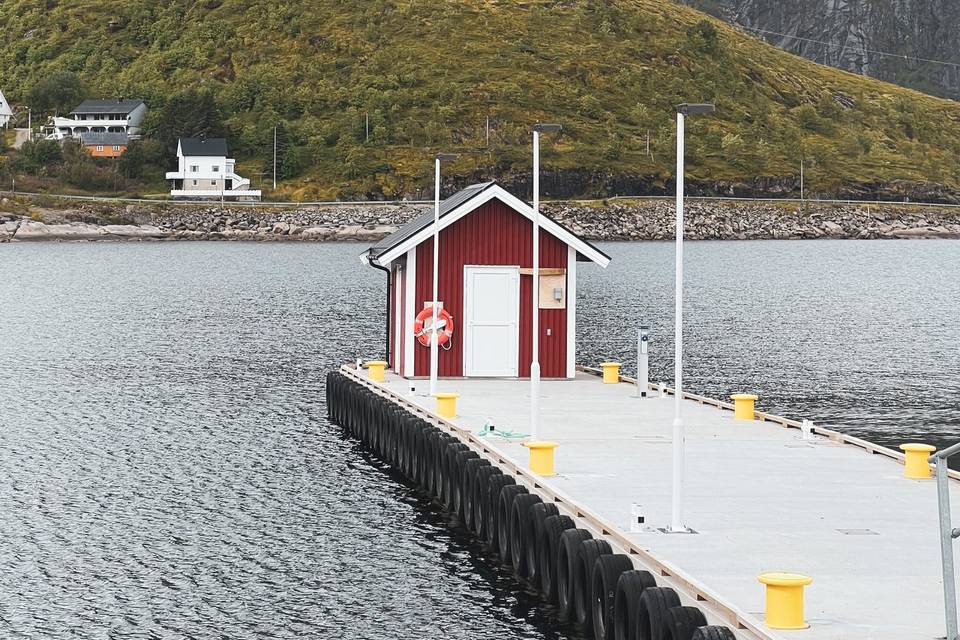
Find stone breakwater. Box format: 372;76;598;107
2;197;960;242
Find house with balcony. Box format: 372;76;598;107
166;137;261;201
0;90;13;127
47;99;147;140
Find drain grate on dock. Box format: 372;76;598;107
836;528;879;535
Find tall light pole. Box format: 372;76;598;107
273;126;277;191
530;123;561;440
429;153;458;397
671;103;714;533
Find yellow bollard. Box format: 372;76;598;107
900;443;935;479
366;360;387;382
600;362;622;384
730;393;758;421
434;392;459;419
758;572;813;630
523;441;559;476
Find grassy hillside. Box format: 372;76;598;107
2;0;960;200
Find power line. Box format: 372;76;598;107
738;24;960;70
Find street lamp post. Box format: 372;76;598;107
530;123;561;440
429;153;459;398
671;103;715;533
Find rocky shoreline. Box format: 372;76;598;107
2;197;960;242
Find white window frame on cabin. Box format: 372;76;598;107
95;145;103;152
190;165;199;172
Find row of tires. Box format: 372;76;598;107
327;372;737;640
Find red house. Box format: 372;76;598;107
363;182;610;379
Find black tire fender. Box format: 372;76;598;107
525;502;559;590
539;514;575;603
497;484;528;565
509;493;543;575
557;528;593;622
690;626;737;640
613;569;658;640
574;538;613;633
637;587;681;640
592;554;635;640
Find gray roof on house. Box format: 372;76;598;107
179;137;228;157
79;132;129;146
366;181;610;264
70;99;145;115
369;182;496;257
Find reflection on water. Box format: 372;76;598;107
0;239;957;637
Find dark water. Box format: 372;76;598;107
0;240;957;638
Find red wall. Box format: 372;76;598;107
413;198;568;378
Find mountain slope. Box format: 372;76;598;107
2;0;960;200
687;0;960;101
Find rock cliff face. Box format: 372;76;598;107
687;0;960;99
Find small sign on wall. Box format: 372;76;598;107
519;268;566;309
539;274;565;309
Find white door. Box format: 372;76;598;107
463;266;520;377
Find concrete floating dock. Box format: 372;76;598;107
336;365;958;640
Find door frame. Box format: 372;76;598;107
462;265;520;377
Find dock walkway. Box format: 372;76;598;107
352;368;954;639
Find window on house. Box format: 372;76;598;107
212;166;220;172
95;145;104;152
192;180;198;186
190;165;199;172
113;146;121;151
211;180;218;186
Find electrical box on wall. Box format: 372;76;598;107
539;274;565;309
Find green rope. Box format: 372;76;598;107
477;420;528;439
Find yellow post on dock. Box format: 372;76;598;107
758;572;813;630
366;360;387;382
523;441;559;476
600;362;621;384
434;392;459;419
730;393;758;421
899;443;935;479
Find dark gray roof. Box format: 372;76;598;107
179;137;228;157
369;182;496;257
70;99;145;115
79;132;129;146
366;181;610;265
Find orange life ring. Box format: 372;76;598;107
414;306;455;347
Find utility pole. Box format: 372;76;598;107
273;126;277;191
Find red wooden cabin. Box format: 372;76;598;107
363;182;610;379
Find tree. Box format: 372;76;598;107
11;139;63;174
146;89;226;160
28;72;86;114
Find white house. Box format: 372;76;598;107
0;90;13;127
166;137;261;201
46;99;147;140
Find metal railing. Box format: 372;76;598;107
931;443;960;640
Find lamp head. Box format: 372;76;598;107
677;103;716;116
533;123;562;133
435;153;458;162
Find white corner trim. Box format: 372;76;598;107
567;246;577;379
374;184;610;268
403;246;417;377
393;265;403;374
